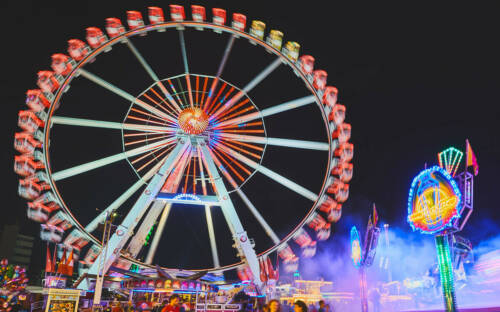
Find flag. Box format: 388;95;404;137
466;139;479;176
57;247;67;275
66;249;74;276
259;258;268;283
266;257;276;280
45;245;54;273
373;204;379;227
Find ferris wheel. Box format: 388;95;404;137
14;5;354;289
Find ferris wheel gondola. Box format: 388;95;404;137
13;4;354;288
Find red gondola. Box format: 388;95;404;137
332;123;351;144
14;154;44;176
298;55;315;75
18;110;45;134
105;18;125;38
316;223;331;241
232;13;246;32
37;71;60;93
331;162;353;183
212;8;226;26
308;212;327;231
86;27;107;49
329;104;346;126
318;195;339;213
322;86;338;108
327;207;342;223
148;7;165;24
191;5;206;22
25;90;51;112
127;11;145;30
313;70;327;90
67;39;91;61
169;5;185;22
14;132;42;154
51;54;74;76
18;179;44;200
334;142;354;162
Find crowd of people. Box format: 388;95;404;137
246;299;333;312
93;295;336;312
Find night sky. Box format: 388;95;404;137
2;1;499;281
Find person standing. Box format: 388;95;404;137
161;295;180;312
268;299;281;312
293;301;308;312
317;301;325;312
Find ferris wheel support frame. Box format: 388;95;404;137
145;203;172;264
198;138;262;286
79;139;190;290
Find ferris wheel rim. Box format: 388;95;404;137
39;20;333;272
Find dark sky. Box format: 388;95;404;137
1;1;499;279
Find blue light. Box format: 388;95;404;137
407;166;462;235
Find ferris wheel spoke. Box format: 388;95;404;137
213;95;316;128
52;138;176;181
206;147;280;244
236;189;281;244
78;69;176;124
215;143;319;202
51;116;177;133
210;58;282;122
204;35;236;111
218;133;329;151
126;39;181;112
177;30;194;107
85;152;172;233
125;38;161;84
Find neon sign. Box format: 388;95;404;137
351;226;362;267
407;166;462;234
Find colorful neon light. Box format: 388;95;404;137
350;226;362;268
435;235;457;311
438;147;463;177
407;166;462;234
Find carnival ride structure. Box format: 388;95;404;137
13;5;354;291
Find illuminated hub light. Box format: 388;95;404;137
178;107;209;135
350;226;362;268
407;166;462;234
438;147;463;177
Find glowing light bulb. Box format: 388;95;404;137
178;107;209;135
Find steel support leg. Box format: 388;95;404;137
198;139;262;286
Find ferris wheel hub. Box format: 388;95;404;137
178;107;209;135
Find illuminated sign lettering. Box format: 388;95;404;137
407;166;462;234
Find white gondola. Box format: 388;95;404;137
40;224;64;243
